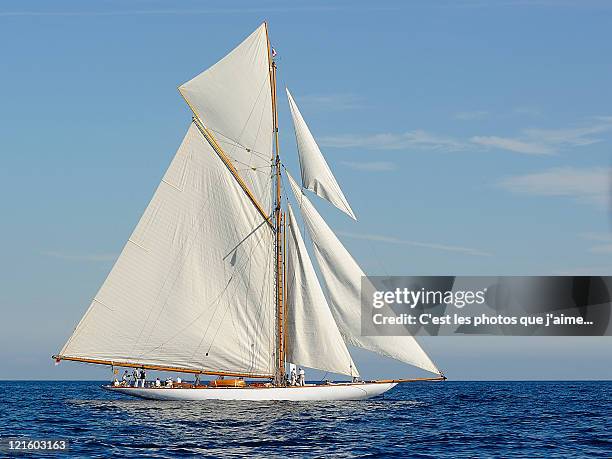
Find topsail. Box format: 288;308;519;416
179;24;274;211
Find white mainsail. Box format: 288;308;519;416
179;23;274;211
285;204;359;377
60;124;276;376
286;88;356;220
287;172;441;375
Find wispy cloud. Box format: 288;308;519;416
454;110;489;121
497;167;612;206
337;231;491;256
320;117;612;155
41;251;118;262
523;124;611;147
472;118;612;155
339;161;396;172
296;94;365;111
471;136;553;155
319;130;467;152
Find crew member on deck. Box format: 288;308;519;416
139;368;146;387
155;377;161;387
290;368;297;386
121;370;128;386
132;369;138;386
298;368;305;386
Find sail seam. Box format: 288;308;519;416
161;178;183;192
128;238;149;252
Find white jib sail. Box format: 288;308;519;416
286;88;356;220
285;204;359;377
60;124;276;376
287;172;440;375
179;23;274;212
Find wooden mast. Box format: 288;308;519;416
265;22;285;384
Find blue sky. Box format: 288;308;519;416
1;0;611;380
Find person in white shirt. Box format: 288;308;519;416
176;377;182;384
290;368;297;386
298;368;305;386
155;378;161;387
132;369;139;387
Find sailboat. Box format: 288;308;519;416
52;23;445;401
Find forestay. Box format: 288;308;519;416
60;124;277;377
287;172;440;375
285;205;358;377
286;89;356;220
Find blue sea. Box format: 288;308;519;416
0;381;610;458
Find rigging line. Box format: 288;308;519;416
234;167;271;176
145;223;268;362
222;219;268;261
284;166;310;251
224;215;273;372
194;217;270;356
212;131;271;161
243;198;275;373
249;92;268;171
215;255;246;368
194;222;269;359
136;164;275;357
232;73;270;155
220;74;271;195
252;174;276;373
200;172;271;366
192;118;274;229
227;154;271;169
143;269;235;360
179;92;273;229
242;87;270;224
240;220;272;374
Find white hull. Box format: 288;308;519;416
104;382;397;401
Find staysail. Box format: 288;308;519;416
59;124;276;377
285;205;358;377
286;89;356;220
179;23;274;211
287;172;441;375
